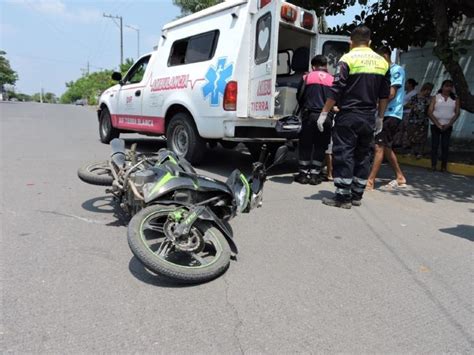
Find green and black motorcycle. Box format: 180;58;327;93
78;139;288;283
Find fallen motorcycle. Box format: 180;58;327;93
78;139;288;283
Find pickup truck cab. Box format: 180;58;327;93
97;0;349;163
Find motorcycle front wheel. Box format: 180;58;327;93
128;205;231;284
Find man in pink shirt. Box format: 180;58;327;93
294;55;334;185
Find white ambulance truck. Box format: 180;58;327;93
97;0;349;163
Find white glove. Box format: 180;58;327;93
375;116;384;135
317;112;328;132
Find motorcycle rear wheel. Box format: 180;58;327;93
128;205;231;284
77;161;114;186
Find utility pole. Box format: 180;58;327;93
103;13;123;66
125;24;140;59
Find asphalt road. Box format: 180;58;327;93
1;102;473;353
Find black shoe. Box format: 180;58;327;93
351;199;362;207
322;196;352;209
309;173;322;185
294;172;310;184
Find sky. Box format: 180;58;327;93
0;0;365;96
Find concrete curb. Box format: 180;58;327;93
397;154;474;177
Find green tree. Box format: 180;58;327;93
120;58;135;74
6;89;32;102
60;70;116;105
0;50;18;87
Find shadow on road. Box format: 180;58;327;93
128;257;204;288
439;224;474;242
305;190;334;201
375;166;474;203
81;195;115;214
114;137;474;205
81;195;129;226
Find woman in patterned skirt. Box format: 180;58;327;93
406;82;434;158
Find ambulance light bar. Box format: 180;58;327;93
280;4;297;23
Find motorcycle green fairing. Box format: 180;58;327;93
141;152;235;204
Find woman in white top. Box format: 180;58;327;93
427;80;461;172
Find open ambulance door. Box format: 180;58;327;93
249;0;279;118
315;35;351;75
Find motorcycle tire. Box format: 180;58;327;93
128;205;231;284
77;161;114;186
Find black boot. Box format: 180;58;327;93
294;172;310;184
309;173;322;185
351;199;362;207
322;195;352;209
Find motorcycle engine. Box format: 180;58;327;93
131;169;155;190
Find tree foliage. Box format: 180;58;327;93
310;0;474;112
0;50;18;87
120;58;135;75
60;58;135;105
60;70;116;105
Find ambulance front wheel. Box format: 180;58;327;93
166;112;206;165
99;108;120;144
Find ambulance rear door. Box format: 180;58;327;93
315;34;350;75
248;0;279;118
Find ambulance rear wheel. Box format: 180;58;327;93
167;112;206;165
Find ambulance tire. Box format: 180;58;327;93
99;108;120;144
167;112;206;165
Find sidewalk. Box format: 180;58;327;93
397;154;474;177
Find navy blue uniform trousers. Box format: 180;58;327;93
332;111;374;201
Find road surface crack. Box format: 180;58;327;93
223;275;245;354
37;210;108;224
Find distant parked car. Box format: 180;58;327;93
75;99;87;106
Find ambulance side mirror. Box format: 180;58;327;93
112;72;122;82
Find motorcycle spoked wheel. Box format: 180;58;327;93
77;161;114;186
127;205;231;284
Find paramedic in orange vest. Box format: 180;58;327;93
294;55;334;185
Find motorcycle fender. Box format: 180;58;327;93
199;208;238;256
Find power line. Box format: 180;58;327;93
103;13;124;66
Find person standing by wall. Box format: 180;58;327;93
427;80;461;172
319;26;390;209
366;46;407;190
406;82;434;158
294;55;334;185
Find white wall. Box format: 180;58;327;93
400;17;473;142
